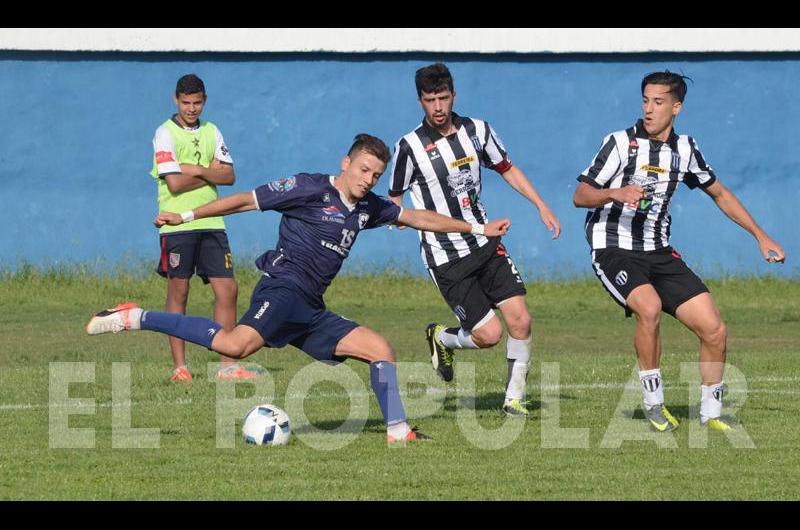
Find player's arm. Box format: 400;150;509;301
179;159;236;186
572;181;645;208
155;192;256;228
163;172;208;193
500;165;561;239
396;208;510;237
701;180;785;263
386;193;408;230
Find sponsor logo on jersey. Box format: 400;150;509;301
254;301;270;320
640;165;667;174
267;176;297;193
450;155;476;169
446;169;477;197
615;270;628;286
428;149;441;162
169;252;180;269
321;240;349;257
156;151;175;164
321;205;346;223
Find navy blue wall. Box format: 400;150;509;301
1;52;797;278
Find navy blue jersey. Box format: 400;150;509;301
252;173;401;302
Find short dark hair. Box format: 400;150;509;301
175;74;206;97
347;134;390;165
641;70;693;102
415;63;454;97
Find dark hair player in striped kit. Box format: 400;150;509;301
573;71;785;433
389;63;561;417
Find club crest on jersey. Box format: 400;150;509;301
322;193;330;203
169;252;180;269
470;135;483;153
671;151;681;171
358;212;370;229
615;270;628;286
267;176;297;193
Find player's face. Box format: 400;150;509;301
641;84;682;141
341;151;386;199
419;89;455;130
174;92;206;126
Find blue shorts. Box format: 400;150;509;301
238;276;359;364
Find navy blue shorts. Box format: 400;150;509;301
157;230;234;284
238;276;360;364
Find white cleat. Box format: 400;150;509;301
86;302;141;335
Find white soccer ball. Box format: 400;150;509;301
242;404;292;446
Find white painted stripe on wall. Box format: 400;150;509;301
2;28;800;53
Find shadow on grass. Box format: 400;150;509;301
293;418;386;434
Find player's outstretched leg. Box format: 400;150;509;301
337;326;432;444
86;302;264;360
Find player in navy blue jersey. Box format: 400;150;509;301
87;134;510;444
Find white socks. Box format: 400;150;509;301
438;327;479;349
505;336;532;402
700;382;724;422
387;420;411;440
639;368;664;409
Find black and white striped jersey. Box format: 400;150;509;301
578;119;717;251
390;113;512;268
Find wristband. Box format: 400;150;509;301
180;211;195;223
470;224;485;235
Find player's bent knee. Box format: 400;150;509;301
472;322;503;348
634;304;662;326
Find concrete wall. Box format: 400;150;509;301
1;51;797;278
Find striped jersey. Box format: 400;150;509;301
390;113;512;268
578;119;717;251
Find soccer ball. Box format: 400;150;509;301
242;404;292;446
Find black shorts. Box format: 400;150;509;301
590;246;708;316
429;237;527;331
156;230;234;284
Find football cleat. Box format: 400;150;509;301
170;366;193;382
86;302;140;335
702;417;734;432
502;399;530;417
216;364;260;381
644;404;680;432
387;427;433;444
426;323;454;382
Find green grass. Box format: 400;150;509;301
1;269;799;499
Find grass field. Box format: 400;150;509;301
1;267;799;500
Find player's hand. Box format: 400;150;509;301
613;185;645;206
154;211;182;227
485;218;511;237
758;237;785;263
539;206;561;240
